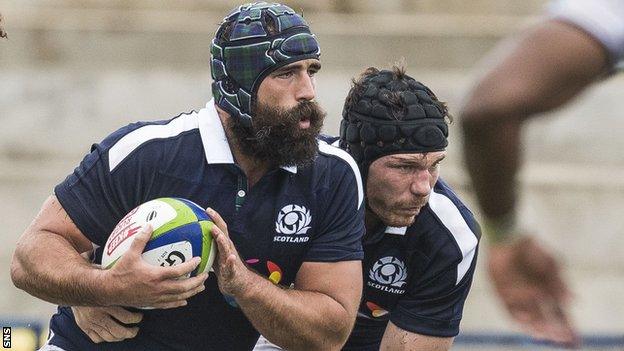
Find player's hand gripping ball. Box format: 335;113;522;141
101;198;216;278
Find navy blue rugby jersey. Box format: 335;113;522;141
342;179;480;351
47;100;365;351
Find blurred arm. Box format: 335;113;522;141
460;19;610;234
458;19;602;347
0;13;7;39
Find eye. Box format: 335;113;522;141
429;161;442;172
392;164;413;172
276;71;294;79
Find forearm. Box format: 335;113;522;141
461;117;521;222
235;274;354;351
11;229;107;306
380;322;453;351
460;20;609;235
381;336;453;351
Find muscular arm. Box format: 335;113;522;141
209;209;362;351
379;322;453;351
11;195;105;305
460;20;610;223
11;195;206;308
238;261;362;351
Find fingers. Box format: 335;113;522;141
508;303;549;339
161;272;208;295
207;208;228;236
506;291;546;333
508;294;579;347
212;225;226;248
106;306;143;325
539;302;580;347
151;300;188;309
160;256;201;279
145;272;208;308
125;256;206;308
128;224;153;256
544;270;573;304
212;226;234;258
521;239;572;302
157;281;207;305
85;329;105;343
212;225;238;278
75;306;140;343
92;319;139;342
489;238;580;348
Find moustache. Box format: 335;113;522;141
393;198;429;210
252;100;325;140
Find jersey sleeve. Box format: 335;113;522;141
54;124;158;247
389;246;479;337
548;0;624;64
304;143;365;262
390;190;481;338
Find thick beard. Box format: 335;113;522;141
229;100;325;168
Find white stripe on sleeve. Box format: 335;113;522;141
428;191;479;285
318;140;364;210
108;112;199;172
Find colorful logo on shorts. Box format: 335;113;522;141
366;301;389;318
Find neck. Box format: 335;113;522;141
217;108;272;187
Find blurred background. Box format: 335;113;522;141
1;0;623;350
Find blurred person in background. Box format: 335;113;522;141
11;2;365;350
460;0;624;347
256;65;481;351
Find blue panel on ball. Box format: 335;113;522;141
173;198;212;221
144;222;204;259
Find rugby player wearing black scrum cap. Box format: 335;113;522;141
255;66;481;351
339;66;481;350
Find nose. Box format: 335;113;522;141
410;170;432;197
296;73;315;102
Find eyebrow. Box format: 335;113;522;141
390;154;446;166
273;61;321;74
309;62;321;71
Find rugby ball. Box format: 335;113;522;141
101;197;216;278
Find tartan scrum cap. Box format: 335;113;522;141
339;67;450;179
210;2;321;127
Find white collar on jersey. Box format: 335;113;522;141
198;99;298;174
385;226;408;235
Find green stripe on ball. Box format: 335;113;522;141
198;220;215;274
152;198;198;238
